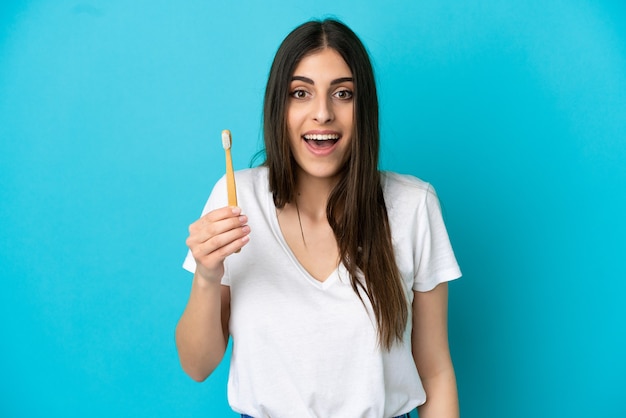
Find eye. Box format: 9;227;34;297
290;88;309;99
333;89;353;100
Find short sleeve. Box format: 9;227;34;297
412;184;462;292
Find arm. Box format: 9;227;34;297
175;206;250;381
412;283;459;418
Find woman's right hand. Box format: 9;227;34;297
186;206;250;283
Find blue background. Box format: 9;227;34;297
1;1;625;417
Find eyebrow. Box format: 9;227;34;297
291;76;354;85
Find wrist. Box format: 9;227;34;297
194;268;223;289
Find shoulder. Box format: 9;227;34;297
380;171;446;225
233;166;268;184
209;166;268;203
381;171;436;204
232;166;272;210
229;166;269;194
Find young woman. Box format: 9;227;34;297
176;19;461;418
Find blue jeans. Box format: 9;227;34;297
242;414;411;418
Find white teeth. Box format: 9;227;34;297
303;134;340;141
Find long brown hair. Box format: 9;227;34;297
263;19;407;349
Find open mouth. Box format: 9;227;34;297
302;133;340;149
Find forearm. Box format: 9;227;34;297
417;368;459;418
175;275;228;381
411;284;459;417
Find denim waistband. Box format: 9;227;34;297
241;414;410;418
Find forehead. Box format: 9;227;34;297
292;48;352;79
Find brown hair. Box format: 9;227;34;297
263;19;407;349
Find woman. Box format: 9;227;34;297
176;19;461;418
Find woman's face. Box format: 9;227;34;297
286;48;354;184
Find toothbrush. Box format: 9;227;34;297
222;129;238;208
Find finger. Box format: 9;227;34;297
188;206;241;236
204;206;242;223
194;225;251;262
210;231;250;260
203;224;250;254
189;212;248;243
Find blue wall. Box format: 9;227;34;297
1;1;625;417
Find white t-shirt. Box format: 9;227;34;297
183;167;461;418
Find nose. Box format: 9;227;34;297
313;96;334;123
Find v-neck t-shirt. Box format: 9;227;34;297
183;166;461;418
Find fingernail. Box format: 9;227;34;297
238;215;247;224
231;207;241;215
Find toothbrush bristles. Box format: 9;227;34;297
222;130;232;149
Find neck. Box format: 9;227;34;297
293;172;339;221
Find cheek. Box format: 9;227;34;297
286;118;301;147
335;105;354;128
345;106;355;123
342;137;353;155
286;108;302;132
